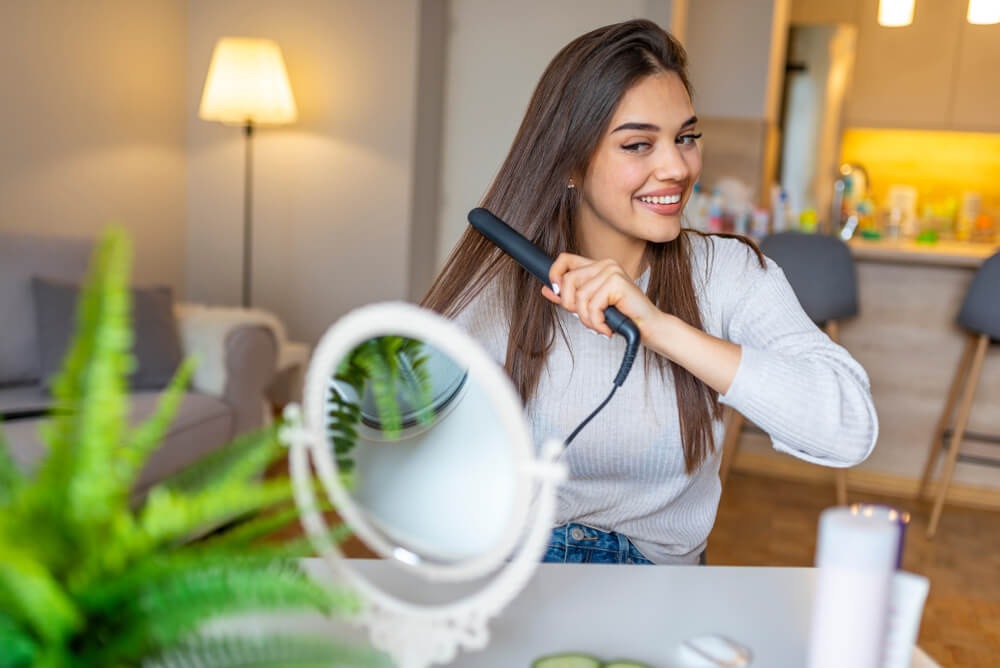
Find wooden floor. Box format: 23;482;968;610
711;472;1000;668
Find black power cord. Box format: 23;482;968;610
564;330;640;447
564;384;619;447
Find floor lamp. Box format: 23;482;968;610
198;37;297;308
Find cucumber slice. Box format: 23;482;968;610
532;654;603;668
605;662;654;668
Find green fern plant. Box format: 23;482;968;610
327;336;434;472
0;228;388;668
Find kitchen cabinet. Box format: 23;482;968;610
950;22;1000;132
837;0;1000;132
845;0;965;129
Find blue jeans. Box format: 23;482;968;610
543;523;655;564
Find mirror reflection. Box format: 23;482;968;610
325;335;517;565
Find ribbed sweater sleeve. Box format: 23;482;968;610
714;239;878;467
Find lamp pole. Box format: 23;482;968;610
198;37;296;308
243;121;254;308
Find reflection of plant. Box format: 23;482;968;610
327;337;434;471
0;229;384;667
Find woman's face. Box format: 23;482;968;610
575;72;702;260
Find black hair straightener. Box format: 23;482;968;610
468;207;640;446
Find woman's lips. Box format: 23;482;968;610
636;197;683;216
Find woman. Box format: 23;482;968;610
422;19;877;565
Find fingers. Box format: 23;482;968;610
580;273;618;337
548;252;591;294
544;252;630;337
540;285;560;304
550;254;612;312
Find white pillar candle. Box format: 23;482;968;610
806;506;901;668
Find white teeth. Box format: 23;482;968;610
640;194;681;205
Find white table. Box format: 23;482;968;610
290;559;940;668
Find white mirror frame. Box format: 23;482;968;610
280;302;566;668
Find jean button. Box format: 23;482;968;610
570;527;585;541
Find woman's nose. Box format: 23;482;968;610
652;144;690;182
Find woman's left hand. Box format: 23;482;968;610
542;253;660;339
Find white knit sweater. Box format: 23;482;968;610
453;234;878;564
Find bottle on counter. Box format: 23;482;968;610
886;185;919;240
799;208;818;234
772;189;794;233
973;213;995;243
771;189;785;233
856;200;881;239
750;207;770;239
733;204;750;236
686;182;708;232
957;192;981;242
708;187;724;233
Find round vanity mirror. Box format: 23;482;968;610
281;302;566;668
325;333;519;569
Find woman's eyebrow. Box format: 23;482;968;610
610;115;698;134
679;115;698;129
611;122;659;133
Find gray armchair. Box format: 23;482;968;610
0;232;282;493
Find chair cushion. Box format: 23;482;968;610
957;251;1000;340
0;385;53;418
1;391;234;491
32;278;184;391
0;233;92;385
759;232;859;324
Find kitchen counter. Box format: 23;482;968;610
848;238;998;268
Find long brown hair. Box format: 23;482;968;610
422;19;764;473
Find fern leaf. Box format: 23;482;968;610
82;560;359;666
0;425;25;505
159;426;281;495
0;545;81;646
364;340;402;437
138;478;294;549
147;633;391;668
394;344;434;427
0;612;38;668
326;393;361;463
202;504;303;547
78;549;335;613
117;357;196;493
76;551;250;612
33;228;133;535
200;504;345;551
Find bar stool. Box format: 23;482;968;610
918;250;1000;538
719;232;858;505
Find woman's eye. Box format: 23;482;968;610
676;132;703;146
622;141;652;152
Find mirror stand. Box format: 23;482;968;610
282;412;565;668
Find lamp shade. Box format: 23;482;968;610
199;38;297;125
968;0;1000;24
878;0;915;26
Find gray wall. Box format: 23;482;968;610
685;0;790;122
0;1;188;292
185;0;421;343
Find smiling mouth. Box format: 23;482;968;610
638;194;682;205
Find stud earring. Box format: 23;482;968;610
567;180;575;189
